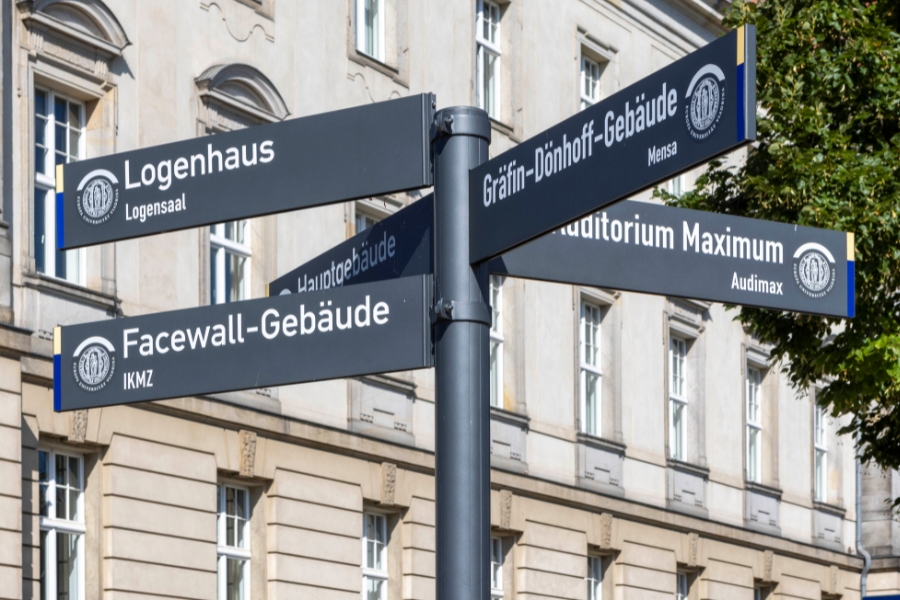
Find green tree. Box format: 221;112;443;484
662;0;900;471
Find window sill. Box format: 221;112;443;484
813;500;846;517
349;51;407;87
666;458;709;478
745;481;782;499
489;405;529;428
488;117;521;143
576;433;626;455
23;272;121;313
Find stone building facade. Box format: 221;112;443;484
0;0;897;599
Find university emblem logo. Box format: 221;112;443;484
793;243;836;299
76;169;119;225
72;336;116;392
684;64;726;141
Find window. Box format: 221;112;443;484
490;276;504;408
34;89;85;284
363;512;388;600
210;221;251;304
669;337;687;461
38;450;85;600
580;56;602;110
490;536;503;599
746;367;762;483
666;175;684;197
357;0;384;62
356;211;378;235
580;302;602;435
676;572;689;600
475;0;501;119
217;484;251;600
587;556;603;600
814;405;827;502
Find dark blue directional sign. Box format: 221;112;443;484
53;275;432;411
58;94;435;249
268;196;432;296
469;26;756;263
493;202;855;318
271;196;855;319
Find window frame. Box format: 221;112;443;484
580;55;601;110
746;366;762;484
490;275;505;408
356;0;385;62
586;555;603;600
579;301;603;436
475;0;501;119
490;536;503;599
675;572;689;600
217;483;252;600
814;405;827;502
38;448;86;600
669;336;688;461
210;220;252;305
33;87;86;285
362;511;389;599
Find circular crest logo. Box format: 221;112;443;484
76;169;119;225
684;64;726;141
793;243;836;298
72;336;116;392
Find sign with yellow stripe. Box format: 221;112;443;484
469;26;757;263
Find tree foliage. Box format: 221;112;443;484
662;0;900;470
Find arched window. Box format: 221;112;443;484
195;64;288;305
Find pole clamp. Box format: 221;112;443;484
433;299;492;327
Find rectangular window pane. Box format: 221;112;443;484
748;426;760;483
226;558;245;600
587;556;602;600
584;372;599;436
364;577;385;600
671;400;685;460
54;97;67;123
210;248;219;305
56;531;79;600
483;52;498;118
36;90;47;116
490;340;501;407
227;252;247;303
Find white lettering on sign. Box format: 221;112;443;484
294;231;397;294
731;272;784;295
553;210;787;268
121;296;392;359
124;141;274;191
480;82;682;209
125;193;187;222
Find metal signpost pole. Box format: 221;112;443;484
431;106;491;600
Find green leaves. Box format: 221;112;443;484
663;0;900;473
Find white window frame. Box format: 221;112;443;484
669;336;688;461
814;405;827;502
490;536;503;599
475;0;501;119
210;221;252;304
39;449;86;600
217;483;251;600
746;366;762;483
355;211;378;235
356;0;385;62
34;88;86;285
490;275;504;408
676;572;689;600
580;55;601;110
666;175;685;197
362;512;388;600
580;301;602;436
586;555;603;600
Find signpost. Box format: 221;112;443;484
270;197;855;318
58;94;435;249
53;275;432;411
46;26;835;600
469;25;756;263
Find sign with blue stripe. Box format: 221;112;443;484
468;26;757;263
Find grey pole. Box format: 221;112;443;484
431;106;492;600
